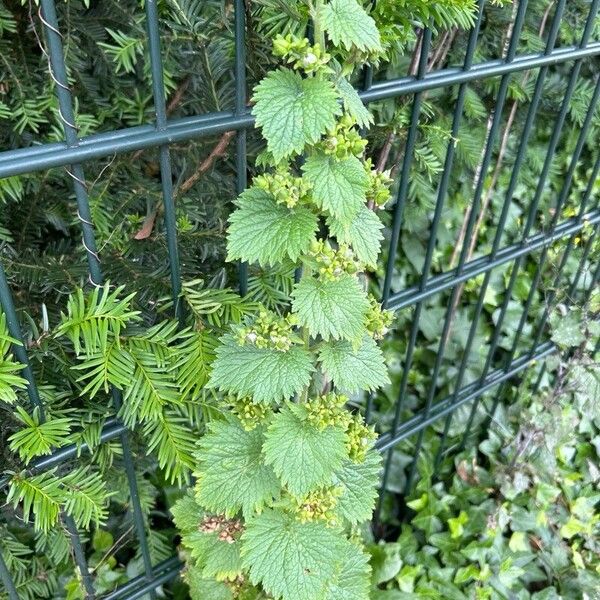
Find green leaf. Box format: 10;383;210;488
182;530;243;580
227;187;319;267
253;68;341;162
303;153;368;225
8;407;72;464
336;77;373;129
208;333;314;403
242;508;344;600
551;310;585;348
171;491;203;534
333;450;382;525
263;405;348;496
292;275;369;342
195;417;280;518
319;0;382;52
327;204;383;268
185;565;233;600
60;467;110;529
319;335;389;393
323;540;371;600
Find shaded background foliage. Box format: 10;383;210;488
0;0;599;598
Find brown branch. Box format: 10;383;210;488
443;6;553;348
134;131;235;240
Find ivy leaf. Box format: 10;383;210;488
227;187;319;267
303;153;368;225
242;508;345;600
319;0;382;52
333;450;382;525
323;540;372;600
208;334;314;403
253;68;341;162
263;405;348;496
327;204;384;268
292;275;369;342
319;335;389;393
194;417;280;518
336;77;373;129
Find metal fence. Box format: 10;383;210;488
1;0;599;597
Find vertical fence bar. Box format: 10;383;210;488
145;0;183;321
0;264;95;598
400;0;531;493
475;83;599;422
235;0;248;296
0;263;44;417
38;2;157;596
0;551;19;600
455;0;599;448
434;0;572;466
509;75;600;356
374;25;432;524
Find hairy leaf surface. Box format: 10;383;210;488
292;275;369;342
242;509;344;600
208;334;314;403
303;153;368;225
195;417;280;518
227;187;319;267
253;69;341;162
263;405;347;496
319;335;389;393
323;540;372;600
320;0;382;52
336;77;373;129
327;204;384;267
333;450;382;525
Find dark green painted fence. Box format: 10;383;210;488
1;0;599;597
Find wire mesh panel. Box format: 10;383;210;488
0;0;599;596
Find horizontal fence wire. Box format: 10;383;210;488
1;0;600;596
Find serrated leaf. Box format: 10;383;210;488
323;540;371;600
327;204;383;267
333;450;382;525
182;530;243;580
320;0;382;52
227;187;318;267
263;405;348;496
171;491;203;534
185;566;233;600
208;334;314;403
292;275;369;342
336;77;373;129
253;68;341;162
242;508;344;600
303;152;368;225
195;417;280;518
319;335;389;393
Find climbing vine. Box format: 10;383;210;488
172;1;394;598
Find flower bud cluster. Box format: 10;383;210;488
304;392;351;431
320;115;367;159
307;240;362;280
200;515;244;544
345;417;377;463
273;34;331;74
230;397;272;431
254;168;312;209
365;160;393;208
364;296;394;339
294;485;342;525
235;309;300;352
